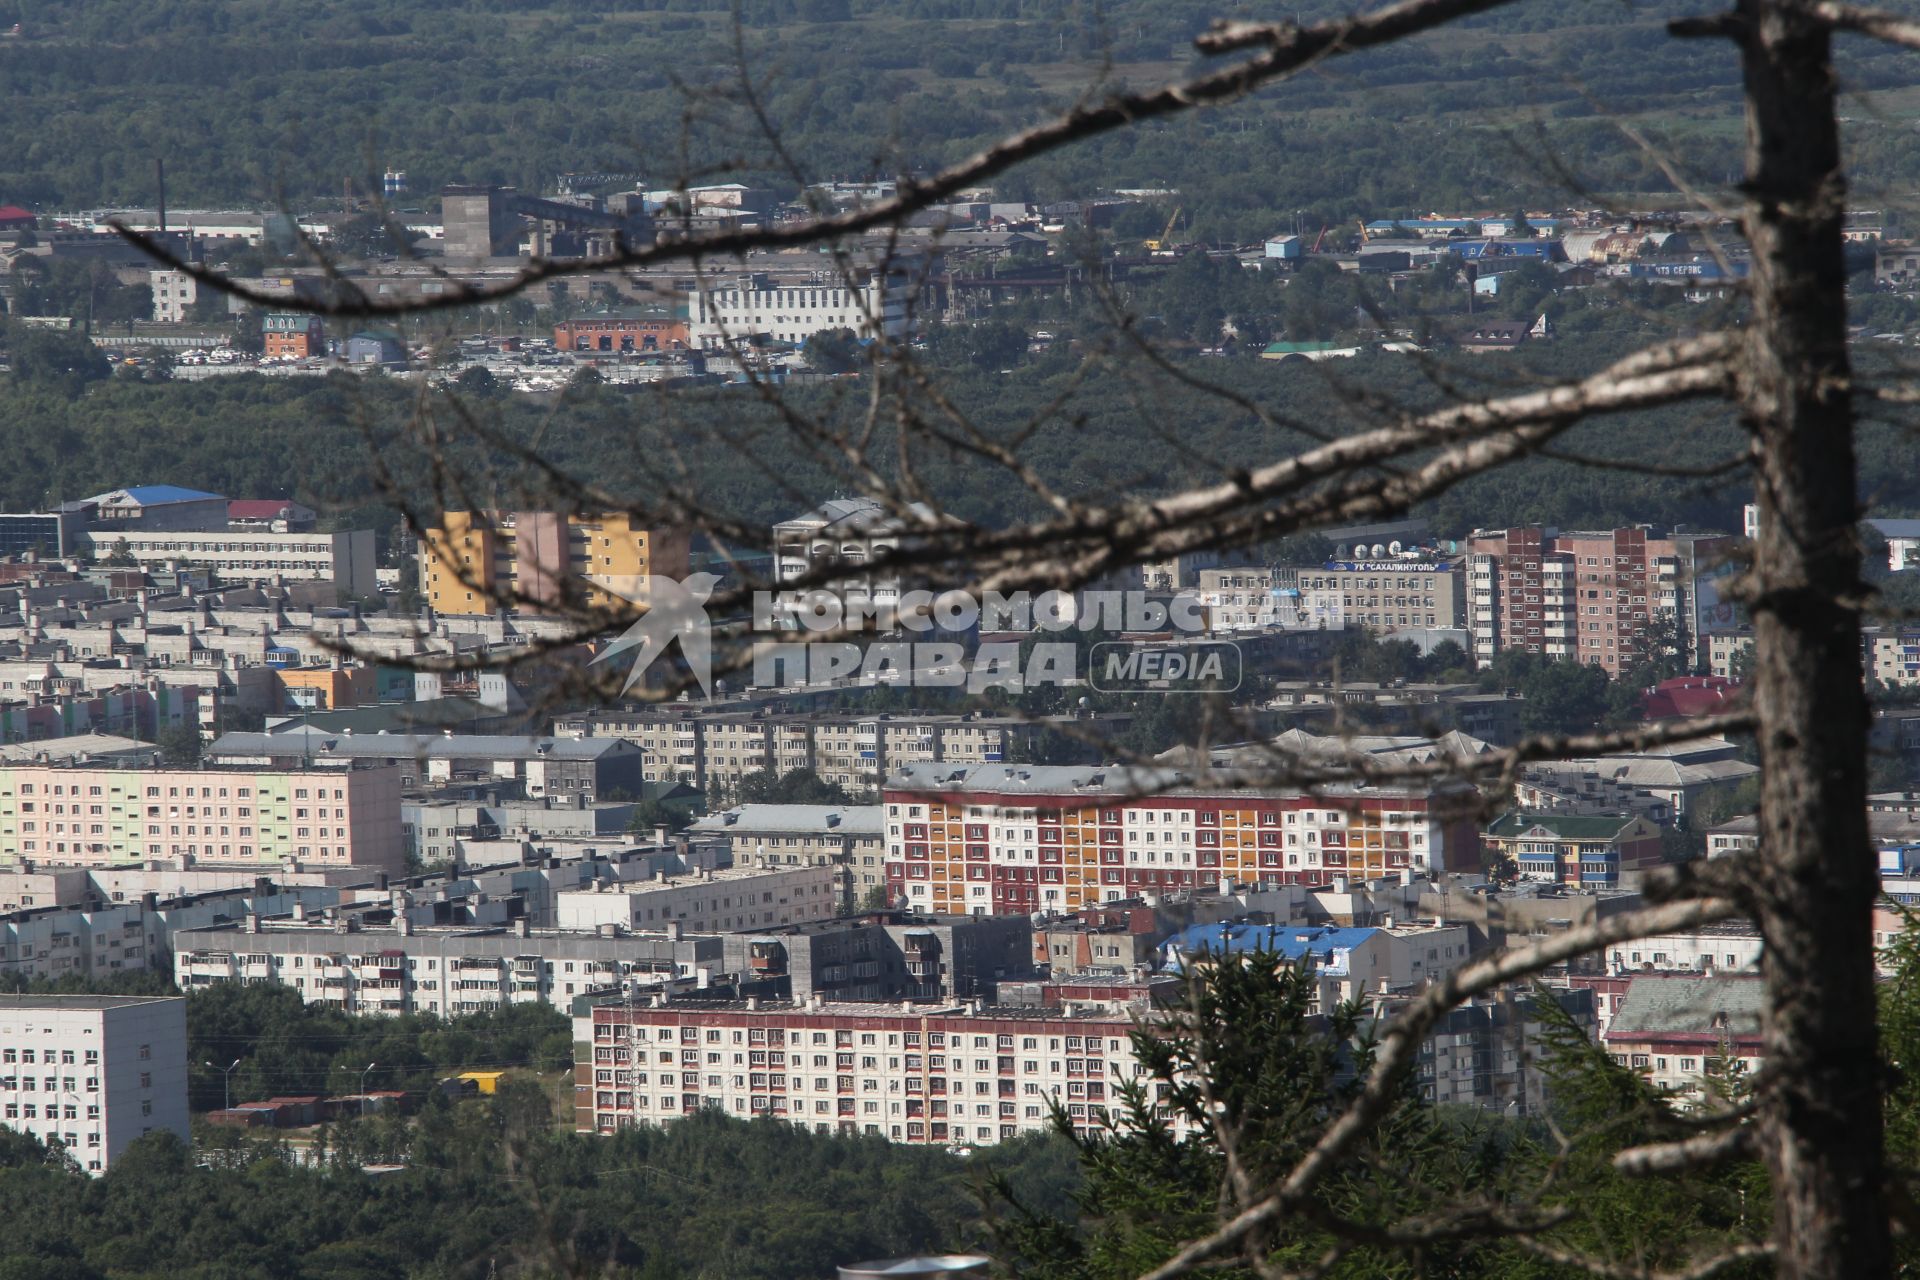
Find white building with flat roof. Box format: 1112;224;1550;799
81;529;378;600
0;994;189;1172
555;864;844;935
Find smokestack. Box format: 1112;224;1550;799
156;159;166;235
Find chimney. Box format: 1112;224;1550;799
396;913;413;936
156;157;166;235
514;917;529;937
243;912;260;934
292;901;306;922
666;921;681;941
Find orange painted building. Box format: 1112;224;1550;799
277;666;377;711
419;510;690;616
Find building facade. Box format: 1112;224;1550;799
0;994;189;1172
79;529;378;599
554;864;845;935
175;919;721;1017
1466;526;1734;676
688;265;924;348
262;312;326;359
418;510;690;616
573;996;1152;1149
1481;812;1667;887
0;762;405;872
883;763;1479;915
689;803;886;902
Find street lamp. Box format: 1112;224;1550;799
204;1058;242;1112
358;1061;378;1118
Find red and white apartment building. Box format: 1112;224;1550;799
575;995;1158;1149
881;763;1481;916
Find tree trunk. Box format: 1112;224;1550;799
1736;2;1889;1275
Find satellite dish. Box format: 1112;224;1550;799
1371;544;1386;557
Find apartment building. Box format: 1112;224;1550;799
724;913;1034;1003
1481;812;1667;888
1605;920;1765;976
1409;988;1597;1116
173;918;722;1017
0;762;405;872
417;509;690;616
0;994;189;1172
882;762;1480;915
209;731;646;802
1602;975;1764;1103
1159;921;1475;1011
1466;526;1735;675
80;528;378;599
769;496;932;616
689;804;885;901
555;864;845;935
555;706;1086;797
149;268;199;323
573;995;1153;1148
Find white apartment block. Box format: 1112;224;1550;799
688;804;885;901
689;265;924;348
174;918;723;1017
555;864;844;935
0;995;189;1172
81;529;378;600
574;996;1159;1149
1606;922;1764;976
556;706;1039;798
149;268;200;324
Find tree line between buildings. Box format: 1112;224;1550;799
6;925;1920;1277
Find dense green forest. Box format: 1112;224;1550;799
5;0;1920;236
0;314;1822;544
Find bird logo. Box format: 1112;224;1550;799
590;573;722;698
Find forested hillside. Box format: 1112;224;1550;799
6;0;1920;234
0;327;1795;544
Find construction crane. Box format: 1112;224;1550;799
1311;224;1329;254
1356;217;1371;244
1144;205;1184;253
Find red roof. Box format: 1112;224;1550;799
228;500;297;519
1641;676;1742;720
0;205;33;224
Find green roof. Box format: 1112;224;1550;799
1262;341;1347;354
1485;811;1640;840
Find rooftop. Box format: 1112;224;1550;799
689;803;883;837
1486;812;1645;840
83;485;225;508
1604;975;1764;1041
0;994;184;1011
212;730;633;762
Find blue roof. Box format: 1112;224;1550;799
90;485;225;507
1161;923;1378;971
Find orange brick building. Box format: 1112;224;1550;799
262;312;326;359
554;312;689;354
